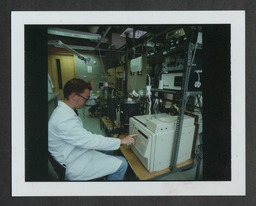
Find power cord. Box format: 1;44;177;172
194;70;201;88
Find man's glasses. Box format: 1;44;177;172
77;94;90;101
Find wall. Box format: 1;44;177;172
48;46;123;95
127;56;147;93
74;51;110;94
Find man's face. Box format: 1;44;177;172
75;89;90;109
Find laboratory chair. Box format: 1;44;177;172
48;151;66;181
48;151;105;181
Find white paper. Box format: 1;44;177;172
87;66;92;73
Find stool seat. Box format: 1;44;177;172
48;151;66;180
48;151;105;181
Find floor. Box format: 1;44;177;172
77;106;203;181
78;106;106;136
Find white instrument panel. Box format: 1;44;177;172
129;114;195;172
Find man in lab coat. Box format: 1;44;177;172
48;78;136;180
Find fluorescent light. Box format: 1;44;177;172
120;28;147;39
48;27;101;40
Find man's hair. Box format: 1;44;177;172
63;78;92;99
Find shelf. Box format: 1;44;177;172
147;47;186;61
151;88;181;94
186;91;203;96
100;116;121;131
115;134;195;180
176;158;194;168
113;134;170;180
120;144;171;180
151;88;202;96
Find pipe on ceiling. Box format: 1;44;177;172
95;26;112;49
88;26;100;34
48;40;90;63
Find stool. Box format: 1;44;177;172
48;151;66;181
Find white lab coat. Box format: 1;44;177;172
48;101;122;180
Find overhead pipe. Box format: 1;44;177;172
116;26;179;53
88;26;100;34
95;47;125;53
95;26;112;49
48;27;101;40
48;40;90;63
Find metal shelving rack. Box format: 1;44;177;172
150;26;203;175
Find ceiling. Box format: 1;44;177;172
47;25;180;53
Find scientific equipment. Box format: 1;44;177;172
129;113;195;172
161;71;202;91
120;98;140;126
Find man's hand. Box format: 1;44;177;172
120;134;137;146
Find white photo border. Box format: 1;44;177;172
11;11;245;196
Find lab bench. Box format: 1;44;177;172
115;134;194;180
100;116;124;136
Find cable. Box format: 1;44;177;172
195;71;200;82
195;143;203;166
185;43;198;91
194;70;201;88
195;95;202;107
153;98;159;114
147;98;152;115
146;74;151;85
146;74;152;115
195;95;203;113
97;48;107;80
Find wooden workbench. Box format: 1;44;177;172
116;134;194;180
101;116;118;130
120;144;171;180
101;116;124;131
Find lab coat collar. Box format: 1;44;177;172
58;100;77;116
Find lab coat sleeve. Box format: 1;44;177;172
56;116;121;151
